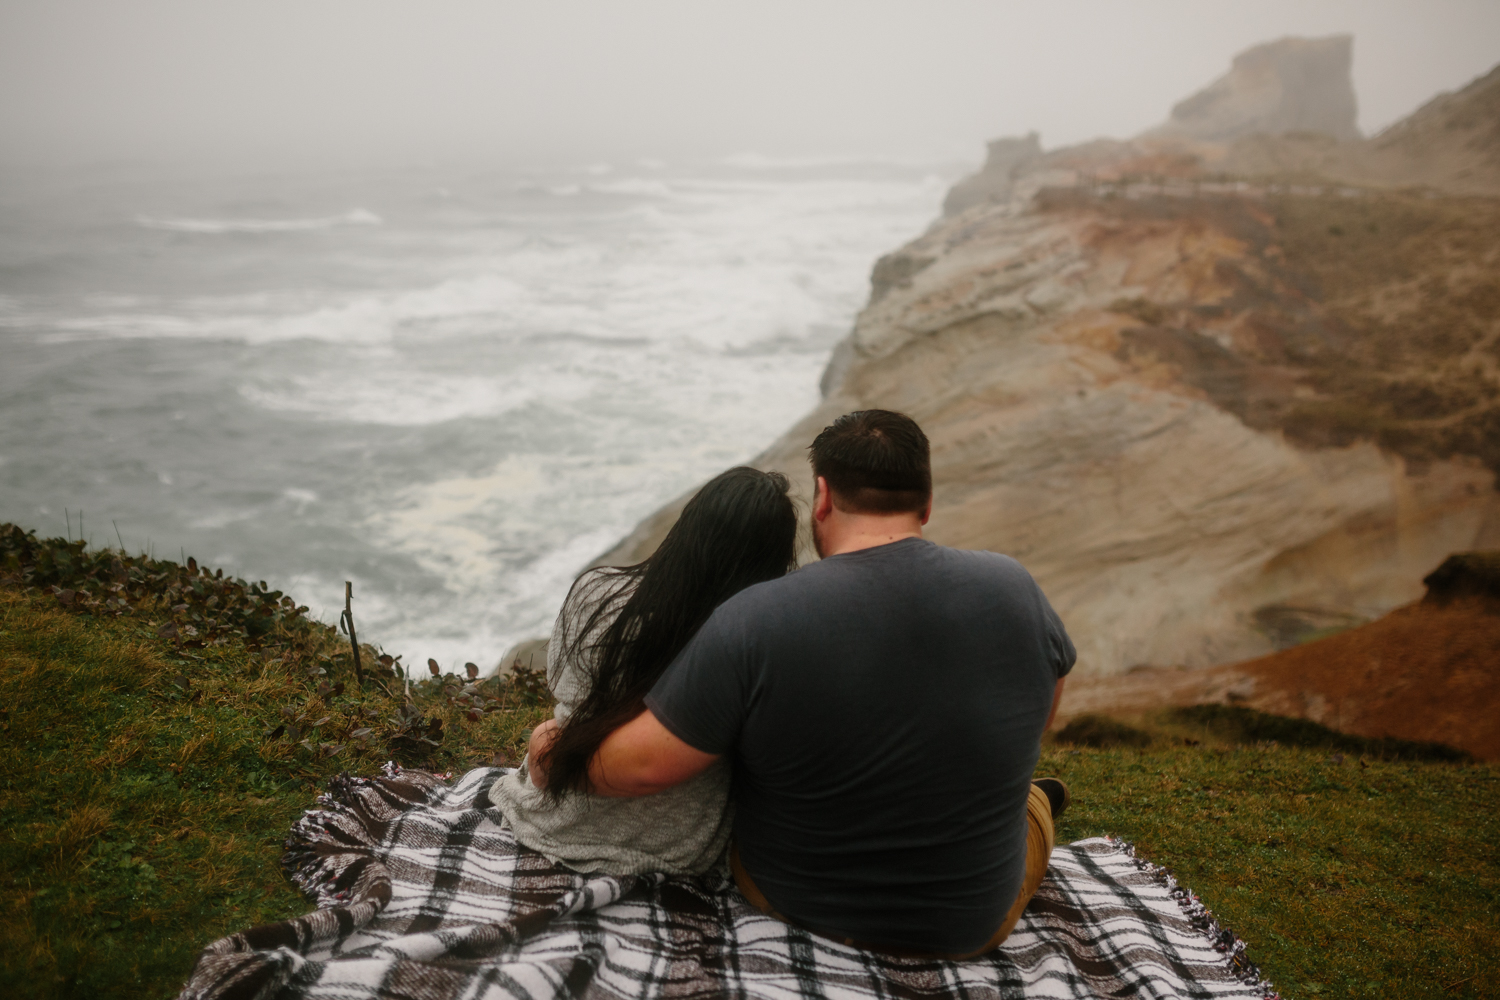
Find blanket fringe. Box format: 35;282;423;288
1107;836;1282;1000
281;761;442;908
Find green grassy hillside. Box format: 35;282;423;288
0;526;551;997
1044;719;1497;999
1;525;1495;999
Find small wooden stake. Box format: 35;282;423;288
342;581;365;687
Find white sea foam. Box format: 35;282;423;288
282;488;318;511
718;151;925;171
134;208;382;234
237;362;594;426
361;335;827;658
36;273;528;346
589;178;675;198
372;454;716;664
38;173;943;356
189;508;258;530
2;160;953;669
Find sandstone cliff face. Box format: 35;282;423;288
597;39;1500;679
1150;35;1359;143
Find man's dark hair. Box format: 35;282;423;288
808;409;931;515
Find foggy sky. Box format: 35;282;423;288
2;0;1498;171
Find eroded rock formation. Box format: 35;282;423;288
1150;34;1359;142
942;133;1043;217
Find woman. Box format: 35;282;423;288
491;466;798;875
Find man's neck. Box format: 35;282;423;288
816;515;924;558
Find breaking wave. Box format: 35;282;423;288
135;208;383;234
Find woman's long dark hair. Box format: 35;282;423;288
539;466;797;799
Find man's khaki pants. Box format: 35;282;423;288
731;782;1056;960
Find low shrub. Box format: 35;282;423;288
1053;713;1152;748
1169;704;1470;762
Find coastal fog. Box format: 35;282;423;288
4;2;1500;168
2;1;1498;670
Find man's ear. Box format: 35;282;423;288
813;476;834;522
920;495;932;526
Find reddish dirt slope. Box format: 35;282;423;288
1062;580;1500;760
1231;597;1500;760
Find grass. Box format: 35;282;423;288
2;526;1496;999
1042;719;1499;1000
0;526;552;999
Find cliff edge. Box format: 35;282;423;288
597;39;1500;679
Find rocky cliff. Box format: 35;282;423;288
598;39;1500;679
1219;61;1500;196
942;133;1043;217
1149;35;1360;143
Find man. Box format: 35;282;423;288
530;409;1074;957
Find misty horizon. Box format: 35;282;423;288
2;1;1499;174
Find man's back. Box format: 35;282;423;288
646;536;1075;954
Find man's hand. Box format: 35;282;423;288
526;717;560;790
589;708;718;797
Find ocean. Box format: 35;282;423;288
0;156;953;670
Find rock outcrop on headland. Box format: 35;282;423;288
944;39;1500;207
1149;35;1360;143
598;39;1500;680
942;133;1043;217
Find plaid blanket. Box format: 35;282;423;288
179;765;1280;1000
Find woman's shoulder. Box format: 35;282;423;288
564;566;636;613
549;566;638;698
555;567;635;644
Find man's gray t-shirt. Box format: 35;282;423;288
645;537;1075;954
